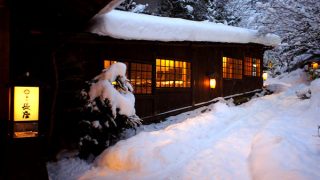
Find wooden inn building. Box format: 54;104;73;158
61;10;280;121
0;1;281;178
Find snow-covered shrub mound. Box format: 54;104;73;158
296;89;311;99
266;69;308;94
78;62;141;159
89;63;135;117
309;78;320;107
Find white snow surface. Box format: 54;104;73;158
89;62;135;117
89;10;281;47
48;69;320;180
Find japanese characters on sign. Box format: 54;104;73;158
13;86;39;121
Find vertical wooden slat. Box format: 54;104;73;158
0;0;10;135
0;1;10;179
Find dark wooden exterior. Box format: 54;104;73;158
54;34;265;127
0;1;115;178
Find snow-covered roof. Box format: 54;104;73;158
89;10;281;47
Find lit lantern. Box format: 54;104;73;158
9;86;40;138
210;78;216;89
262;72;268;81
312;62;318;70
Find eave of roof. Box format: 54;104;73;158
89;10;281;47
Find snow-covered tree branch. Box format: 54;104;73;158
254;0;320;72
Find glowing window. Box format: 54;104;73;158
104;60;152;94
222;57;242;79
130;63;152;94
244;57;261;77
104;60;117;69
156;59;191;88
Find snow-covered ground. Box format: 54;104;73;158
47;69;320;180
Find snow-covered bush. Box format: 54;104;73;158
296;89;311;100
78;63;141;159
156;0;240;25
117;0;149;14
307;68;320;80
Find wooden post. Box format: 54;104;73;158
0;0;10;140
0;0;10;178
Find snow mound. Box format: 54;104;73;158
47;158;91;180
250;131;319;180
89;62;135;117
48;69;320;180
310;78;320;107
89;10;280;46
266;69;308;93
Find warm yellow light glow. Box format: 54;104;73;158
262;72;268;81
210;78;216;89
14;131;38;138
112;81;117;85
104;60;117;69
223;57;227;64
14;86;39;121
312;62;318;69
170;60;174;67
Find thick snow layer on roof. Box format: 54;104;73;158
89;10;281;46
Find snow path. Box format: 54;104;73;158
48;69;320;180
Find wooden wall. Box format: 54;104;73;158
0;1;10;178
192;45;223;105
0;0;10;130
222;45;264;96
53;34;265;144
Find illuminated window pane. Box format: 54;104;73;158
222;57;242;79
244;57;261;77
130;63;152;94
256;58;261;77
104;60;152;94
156;59;191;88
104;60;117;69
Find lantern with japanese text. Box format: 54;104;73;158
9;85;40;138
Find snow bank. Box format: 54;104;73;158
310;78;320;107
266;69;308;94
89;10;281;46
48;69;320;180
47;158;91;180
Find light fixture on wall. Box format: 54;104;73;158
207;73;216;89
210;78;216;89
262;72;268;81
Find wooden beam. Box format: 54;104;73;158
56;0;114;30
